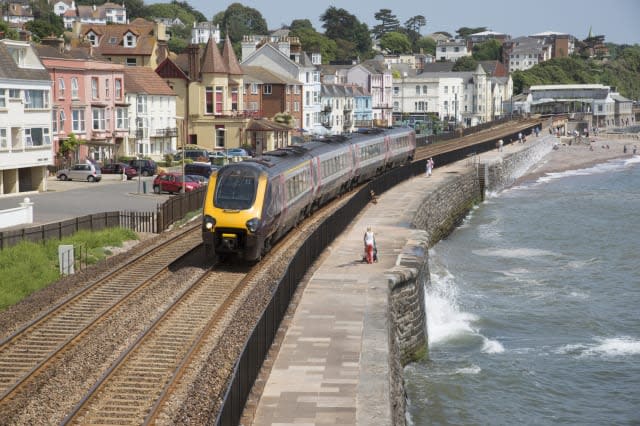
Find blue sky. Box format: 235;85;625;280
168;0;640;45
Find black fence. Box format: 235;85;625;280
156;186;207;231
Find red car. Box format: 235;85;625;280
101;162;138;180
152;172;201;194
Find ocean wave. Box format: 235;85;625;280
557;337;640;357
473;247;559;259
456;365;482;375
536;156;640;185
481;337;505;354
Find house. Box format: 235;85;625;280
53;0;127;30
241;35;322;134
2;1;33;25
191;21;220;45
37;41;127;164
392;62;512;128
123;67;177;160
0;39;52;195
242;65;302;130
156;35;250;153
435;39;470;62
530;31;575;58
69;18;168;68
502;36;553;73
320;84;366;135
347;60;394;127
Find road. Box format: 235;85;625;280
0;174;173;229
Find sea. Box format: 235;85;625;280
405;155;640;426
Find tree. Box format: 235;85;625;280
372;8;399;40
289;19;315;32
58;133;84;163
472;39;502;61
216;3;268;44
403;15;426;49
455;26;487;39
379;32;411;54
320;7;371;60
290;24;337;64
415;36;436;55
452;56;477;71
25;19;64;40
0;21;19;40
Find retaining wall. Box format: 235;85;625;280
385;139;556;424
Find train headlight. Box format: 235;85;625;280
204;215;216;230
246;218;260;233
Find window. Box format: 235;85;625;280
215;86;223;114
9;89;20;99
0;128;7;149
137;96;147;114
423;85;427;94
105;78;110;98
263;84;272;95
305;91;310;106
415;85;420;95
126;57;136;66
59;109;66;130
294;85;301;94
115;79;122;99
444;86;448;94
72;109;85;132
205;86;214;114
0;89;5;108
25;127;50;146
125;33;136;47
215;125;225;148
52;111;57;133
286;85;291;94
231;87;238;111
24;90;49;109
87;32;98;46
251;83;258;94
92;108;106;130
58;78;65;98
91;77;98;98
393;86;399;95
71;77;79;98
116;107;128;129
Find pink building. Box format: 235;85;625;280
37;44;127;164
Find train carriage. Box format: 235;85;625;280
202;127;416;262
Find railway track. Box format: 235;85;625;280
0;226;201;406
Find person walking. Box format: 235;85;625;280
426;157;434;177
363;226;377;264
498;139;504;152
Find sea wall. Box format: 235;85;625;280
386;143;556;424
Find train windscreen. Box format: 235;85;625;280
214;168;258;210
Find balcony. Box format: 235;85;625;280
153;127;178;137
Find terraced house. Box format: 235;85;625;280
0;39;52;195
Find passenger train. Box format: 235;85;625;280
202;127;416;261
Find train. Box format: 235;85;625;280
201;126;416;261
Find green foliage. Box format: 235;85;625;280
452;56;477;71
372;8;400;40
0;21;19;39
25;18;64;40
290;25;337;64
217;3;268;44
320;6;372;60
456;27;487;39
168;36;188;53
379;31;412;54
58;133;84;160
415;36;436;55
472;39;502;61
0;228;137;312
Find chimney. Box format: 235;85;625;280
187;44;200;80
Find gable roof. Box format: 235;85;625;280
79;19;157;56
123;67;175;96
241;65;299;85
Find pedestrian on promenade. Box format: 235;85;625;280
363;226;377;264
426;157;434;177
518;132;523;143
498;139;504;152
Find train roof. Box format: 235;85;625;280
219;126;415;176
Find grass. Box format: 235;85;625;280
0;227;138;312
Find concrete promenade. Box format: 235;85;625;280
245;141;526;425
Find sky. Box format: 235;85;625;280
171;0;640;45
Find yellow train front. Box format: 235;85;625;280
202;162;269;261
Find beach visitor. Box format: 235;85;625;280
363;226;377;264
426;157;434;177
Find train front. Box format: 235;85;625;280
202;163;267;261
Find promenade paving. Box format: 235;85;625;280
245;137;545;425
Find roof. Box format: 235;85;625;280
80;19;157;57
0;40;50;81
246;118;292;132
122;67;175;96
241;65;299;85
201;35;227;73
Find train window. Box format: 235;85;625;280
215;169;257;210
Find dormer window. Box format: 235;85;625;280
87;32;99;47
124;32;137;48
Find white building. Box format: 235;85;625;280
191;21;220;45
320;84;366;135
347;61;394;127
435;39;470;62
52;1;127;30
0;40;53;195
123;67;177;160
503;36;553;72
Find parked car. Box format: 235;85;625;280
186;174;208;185
100;162;138;180
152;172;201;194
56;163;102;182
128;159;157;177
226;148;250;158
184;161;217;178
208;150;228;160
173;149;210;162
